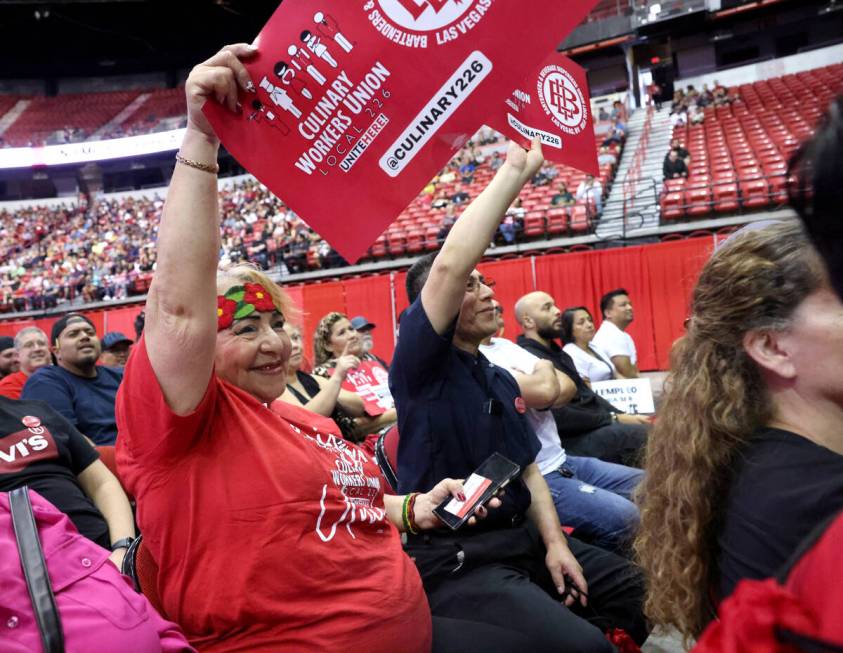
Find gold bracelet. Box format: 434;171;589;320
175;153;219;174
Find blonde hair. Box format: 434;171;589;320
216;264;300;325
634;222;825;642
313;311;347;366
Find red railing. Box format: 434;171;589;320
622;105;655;221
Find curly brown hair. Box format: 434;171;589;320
313;311;348;366
633;221;825;642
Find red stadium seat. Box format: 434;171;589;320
685;187;712;217
713;183;740;213
660;191;685;220
368;238;388;258
424;226;441;250
386;231;406;256
523;210;546;238
569;204;590;233
405;228;425;254
546;208;568;235
741;179;771;209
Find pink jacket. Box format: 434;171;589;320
0;490;193;652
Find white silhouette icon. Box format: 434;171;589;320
313;11;354;53
259;76;302;119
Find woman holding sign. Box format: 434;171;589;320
114;44;523;653
313;311;397;444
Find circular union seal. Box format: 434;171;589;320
514;397;527;415
22;415;41;428
537;65;588;136
376;0;477;32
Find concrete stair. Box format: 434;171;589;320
89;92;150;140
0;99;31;138
597;106;674;239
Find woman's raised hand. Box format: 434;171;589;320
334;341;361;379
502;137;544;186
185;43;258;141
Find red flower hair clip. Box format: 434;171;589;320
217;282;280;331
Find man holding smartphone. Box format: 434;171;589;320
390;140;648;651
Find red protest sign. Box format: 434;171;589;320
332;359;393;416
488;53;599;175
204;0;599;262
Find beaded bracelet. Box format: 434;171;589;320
402;492;420;535
175;153;219;174
408;492;421;534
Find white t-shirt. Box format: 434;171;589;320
479;338;566;475
563;342;616;382
592;320;637;366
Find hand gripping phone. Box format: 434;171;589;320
433;452;521;531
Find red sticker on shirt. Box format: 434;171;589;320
514;397;526;414
22;415;41;428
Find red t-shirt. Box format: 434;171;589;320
0;371;27;400
115;338;430;653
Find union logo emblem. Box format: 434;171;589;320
537;65;588;136
378;0;476;31
365;0;488;48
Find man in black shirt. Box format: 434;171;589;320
663;148;689;180
391;141;648;649
515;291;648;467
0;395;135;566
669;138;691;165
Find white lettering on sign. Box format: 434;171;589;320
379;51;492;176
591;379;655;415
506;113;562;149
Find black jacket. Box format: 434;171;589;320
516;335;620;436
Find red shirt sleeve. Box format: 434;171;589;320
116;335;216;464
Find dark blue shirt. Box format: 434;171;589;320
389;298;541;527
21;365;123;445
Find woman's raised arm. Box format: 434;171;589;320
145;45;255;415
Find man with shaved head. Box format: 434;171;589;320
516;291;649;467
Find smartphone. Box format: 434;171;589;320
433;452;521;531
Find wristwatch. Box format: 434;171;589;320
110;537;135;551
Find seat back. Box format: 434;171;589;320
96;445;118;478
375;426;400;493
122;534;167;618
95;445;133;500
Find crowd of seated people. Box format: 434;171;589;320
0;121;623;314
669;82;735;128
660;65;843;222
2;47;842;653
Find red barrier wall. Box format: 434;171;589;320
0;237;715;371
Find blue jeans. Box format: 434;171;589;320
544;456;643;554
